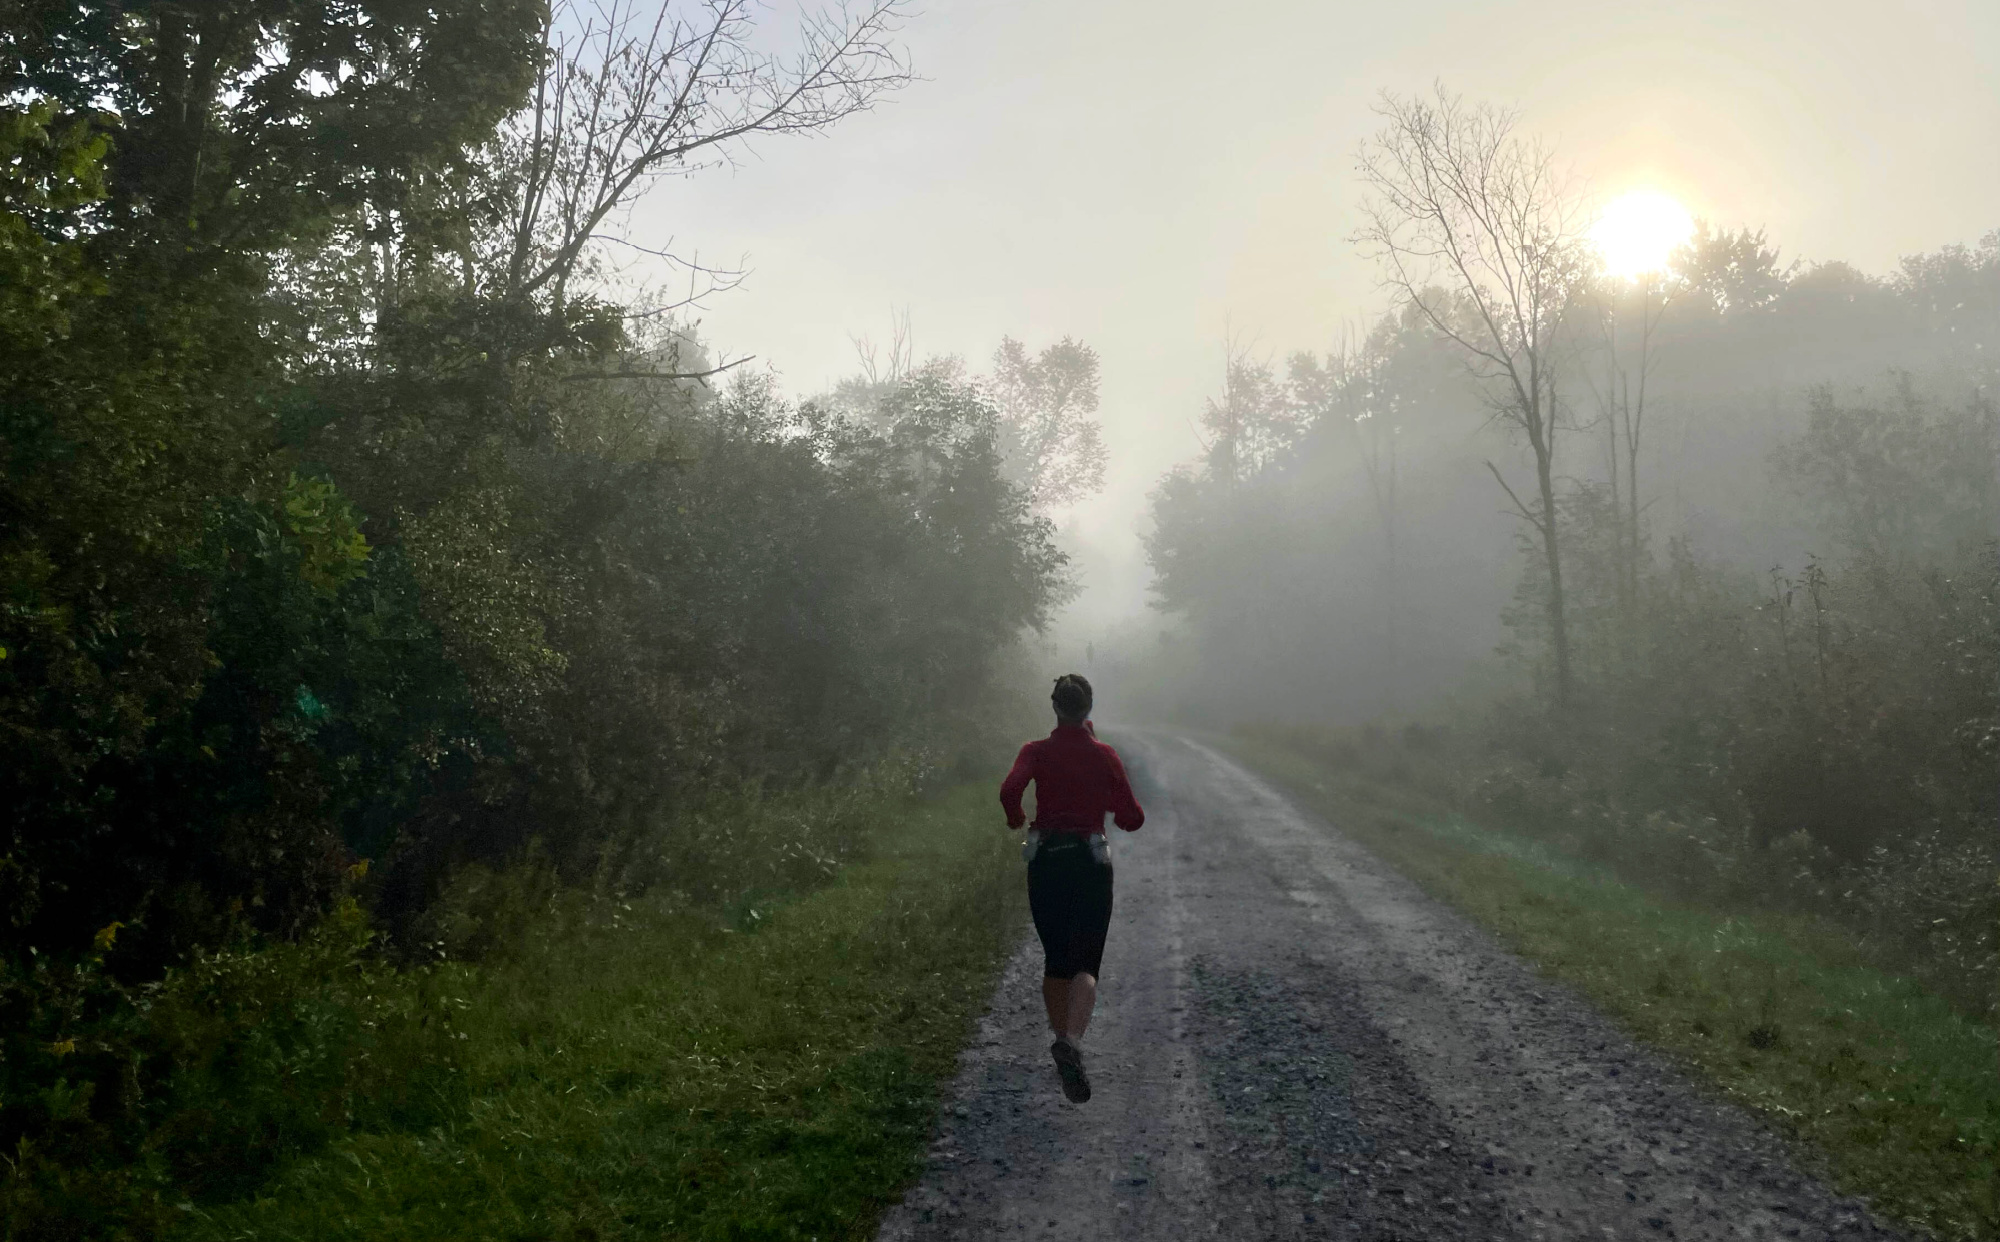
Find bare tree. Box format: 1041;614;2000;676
1582;271;1670;658
851;306;916;387
1353;85;1592;708
1338;331;1403;688
499;0;911;367
274;0;908;380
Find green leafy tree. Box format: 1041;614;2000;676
0;2;545;959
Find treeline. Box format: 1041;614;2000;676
1145;90;1998;1015
0;4;1087;1227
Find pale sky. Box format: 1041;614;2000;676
636;0;2000;626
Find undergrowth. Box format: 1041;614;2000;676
3;778;1023;1241
1224;727;2000;1242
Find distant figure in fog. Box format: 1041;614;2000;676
999;674;1145;1103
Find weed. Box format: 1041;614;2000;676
3;781;1023;1241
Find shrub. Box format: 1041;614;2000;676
0;899;464;1238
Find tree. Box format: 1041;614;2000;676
1581;269;1670;661
0;2;553;960
1775;383;2000;565
2;0;544;253
1;0;932;964
1194;341;1294;487
1669;222;1789;316
1286;327;1410;688
1353;86;1592;708
294;0;916;707
989;336;1109;508
500;0;911;320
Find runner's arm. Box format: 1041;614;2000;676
999;744;1035;829
1104;748;1145;832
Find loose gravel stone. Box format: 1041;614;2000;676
876;734;1907;1242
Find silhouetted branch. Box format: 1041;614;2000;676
1485;459;1540;528
563;355;754;384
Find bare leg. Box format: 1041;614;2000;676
1042;976;1070;1037
1063;972;1098;1042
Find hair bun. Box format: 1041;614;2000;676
1050;672;1094;717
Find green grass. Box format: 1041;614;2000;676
1221;733;2000;1242
179;782;1024;1242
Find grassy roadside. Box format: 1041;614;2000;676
179;782;1023;1242
1219;732;2000;1242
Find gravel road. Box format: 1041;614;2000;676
876;733;1906;1242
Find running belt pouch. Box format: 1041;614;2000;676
1023;832;1107;864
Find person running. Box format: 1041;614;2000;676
999;673;1145;1103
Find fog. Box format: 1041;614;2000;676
5;5;1994;1227
642;0;2000;658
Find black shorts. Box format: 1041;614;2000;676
1027;837;1114;980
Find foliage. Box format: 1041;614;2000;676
0;0;1056;965
2;0;545;252
186;781;1022;1242
0;893;466;1239
1776;381;1999;562
2;777;1022;1240
989;335;1110;507
2;6;1061;1234
1146;200;1999;1021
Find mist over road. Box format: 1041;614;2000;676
877;734;1903;1241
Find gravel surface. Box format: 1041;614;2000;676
876;733;1908;1242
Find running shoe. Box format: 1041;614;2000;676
1049;1039;1091;1103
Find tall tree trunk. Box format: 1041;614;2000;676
1621;283;1655;674
1536;444;1572;710
1606;371;1627;647
1527;382;1572;710
1625;370;1644;648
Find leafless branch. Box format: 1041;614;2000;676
850;306;914;385
1355;84;1589;706
1485;459;1541;529
563;353;754;384
503;0;912;312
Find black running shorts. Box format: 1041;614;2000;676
1027;838;1114;980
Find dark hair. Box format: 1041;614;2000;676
1051;673;1093;720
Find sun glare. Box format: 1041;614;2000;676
1591;190;1695;280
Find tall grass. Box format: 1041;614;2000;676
3;778;1024;1241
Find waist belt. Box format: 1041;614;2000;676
1023;830;1108;864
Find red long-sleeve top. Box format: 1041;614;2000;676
999;722;1146;834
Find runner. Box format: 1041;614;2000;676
999;673;1145;1103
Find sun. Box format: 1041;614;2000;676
1591;189;1695;280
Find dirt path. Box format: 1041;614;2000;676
876;733;1906;1242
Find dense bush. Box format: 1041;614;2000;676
1476;500;1999;1017
0;895;467;1239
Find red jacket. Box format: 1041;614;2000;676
1000;722;1145;834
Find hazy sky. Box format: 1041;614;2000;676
638;0;2000;626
